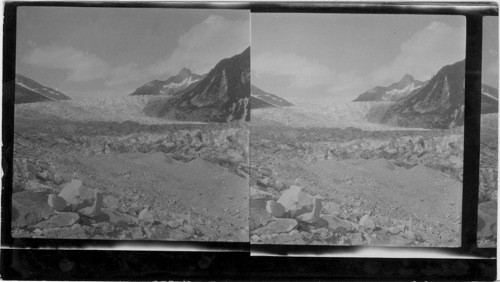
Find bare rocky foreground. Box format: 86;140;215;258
12;115;249;242
249;122;496;247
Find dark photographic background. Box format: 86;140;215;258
1;1;497;280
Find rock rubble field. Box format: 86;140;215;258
249;119;496;247
10;101;497;247
478;113;498;247
12;109;249;241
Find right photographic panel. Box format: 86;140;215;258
250;14;466;247
478;16;498;248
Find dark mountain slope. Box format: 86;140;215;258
380;60;466;129
15;74;71;104
144;47;250;123
251;85;293;109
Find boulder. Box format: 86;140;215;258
277;185;315;218
12;191;55;228
404;230;416;241
144;227;153;238
78;190;103;217
98;208;136;227
266;200;285;218
58;179;96;212
250;207;274;230
35;212;80;229
131;227;144;240
125;207;138;216
47;194;67;212
348;232;364;245
250;199;274;230
165;220;182;229
274;179;286;191
36;171;50;181
252;218;298;236
182;223;195;235
359;214;376;230
347;214;359;223
388;226;401;235
296;197;322;224
316;215;353;233
52;173;64;185
257;177;270;187
138;208;155;223
103;195;119;208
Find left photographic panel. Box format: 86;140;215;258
11;6;250;242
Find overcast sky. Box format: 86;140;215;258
252;14;467;103
483;16;499;89
16;7;249;98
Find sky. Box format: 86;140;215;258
16;7;249;98
483;16;499;89
252;14;467;103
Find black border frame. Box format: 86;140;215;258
1;1;498;280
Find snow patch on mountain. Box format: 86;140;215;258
483;91;498;101
160;76;201;95
353;74;425;102
15;81;57;101
385;82;422;100
130;68;203;96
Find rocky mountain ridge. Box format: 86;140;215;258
144;47;250;123
353;74;426;102
380;60;499;129
130;68;203;96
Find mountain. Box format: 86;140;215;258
14;74;71;104
251;85;293;109
380;60;466;129
144;47;250;122
379;60;499;129
353;74;426;102
130;68;203;96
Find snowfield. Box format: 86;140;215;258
15;96;206;125
251;102;428;131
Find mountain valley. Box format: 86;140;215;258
11;49;251;242
249;59;497;247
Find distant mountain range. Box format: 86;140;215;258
353;74;426;102
14;74;71;104
378;60;499;129
144;47;250;122
251;85;293;109
130;68;203;96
